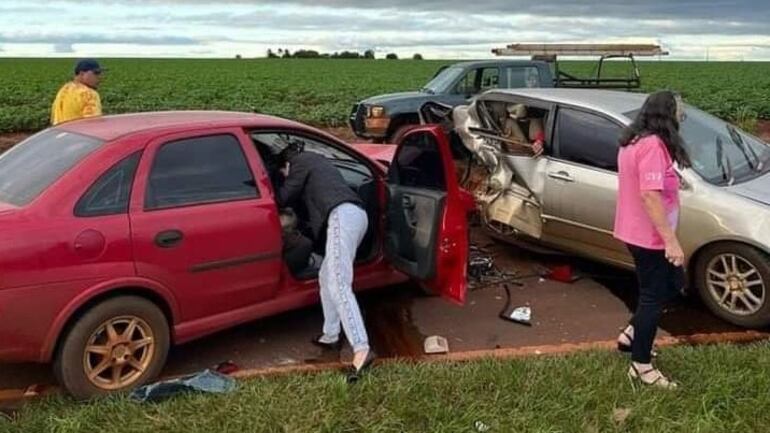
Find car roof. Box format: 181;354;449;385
55;111;304;141
483;88;648;119
450;59;546;69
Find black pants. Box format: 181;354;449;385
283;232;313;275
627;244;685;363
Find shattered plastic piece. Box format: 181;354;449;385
475;420;491;432
468;244;522;290
504;306;532;326
498;284;532;326
545;264;580;283
423;335;449;354
129;369;236;402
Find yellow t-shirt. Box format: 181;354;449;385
50;81;102;125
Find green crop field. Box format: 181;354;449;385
1;58;769;133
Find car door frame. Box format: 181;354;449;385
385;125;474;304
128;126;284;322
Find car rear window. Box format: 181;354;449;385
0;130;104;206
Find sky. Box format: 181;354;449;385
1;0;769;60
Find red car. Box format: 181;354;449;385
0;112;471;398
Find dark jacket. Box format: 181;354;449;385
276;152;363;240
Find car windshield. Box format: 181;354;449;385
422;67;464;94
0;130;105;206
624;106;770;186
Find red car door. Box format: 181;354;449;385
129;128;283;322
384;125;473;304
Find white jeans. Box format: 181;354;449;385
319;203;369;353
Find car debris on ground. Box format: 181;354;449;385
423;335;450;354
468;244;522;290
129;369;236;403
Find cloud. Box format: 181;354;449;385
109;0;770;24
2;0;769;59
0;32;202;46
53;43;74;53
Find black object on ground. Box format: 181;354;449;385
499;284;532;326
468;244;522;290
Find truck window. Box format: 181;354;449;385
455;68;499;96
506;67;541;88
480;68;500;90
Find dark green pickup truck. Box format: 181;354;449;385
349;54;644;142
349;60;556;143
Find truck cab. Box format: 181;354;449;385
350;60;554;143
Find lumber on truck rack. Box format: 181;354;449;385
492;43;669;89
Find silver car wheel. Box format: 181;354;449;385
706;253;766;316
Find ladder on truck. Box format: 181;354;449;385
492;43;669;89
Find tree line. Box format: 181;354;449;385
265;49;423;60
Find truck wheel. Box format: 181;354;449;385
387;125;415;144
695;243;770;328
53;296;170;400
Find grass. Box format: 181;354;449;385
3;342;770;433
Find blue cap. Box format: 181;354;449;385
74;59;103;75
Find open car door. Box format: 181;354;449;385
385;125;472;304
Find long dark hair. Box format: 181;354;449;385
619;90;690;167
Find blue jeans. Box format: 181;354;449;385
319;203;370;353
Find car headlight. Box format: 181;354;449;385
368;106;386;118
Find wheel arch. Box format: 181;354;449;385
43;280;178;363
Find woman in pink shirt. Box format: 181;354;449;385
613;91;690;389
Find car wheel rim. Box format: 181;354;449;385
83;316;155;390
706;253;766;317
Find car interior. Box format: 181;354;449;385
482;101;549;153
250;131;380;279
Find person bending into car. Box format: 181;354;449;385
613;91;690;389
275;141;375;377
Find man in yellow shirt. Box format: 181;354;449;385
51;59;104;125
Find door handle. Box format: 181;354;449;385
155;230;184;248
547;171;574;182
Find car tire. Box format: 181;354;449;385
53;296;170;400
695;242;770;328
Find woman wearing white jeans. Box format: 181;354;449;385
275;143;375;377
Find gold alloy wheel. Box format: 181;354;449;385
83;316;155;390
707;253;766;316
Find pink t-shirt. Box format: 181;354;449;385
613;134;680;250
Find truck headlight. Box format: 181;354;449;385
368;106;386;118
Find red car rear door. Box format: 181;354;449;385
129;128;283;322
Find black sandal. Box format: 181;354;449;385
346;350;377;384
311;334;342;351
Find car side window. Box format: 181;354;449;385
145;134;257;210
480;68;500;91
506;66;541;88
390;132;446;190
75;152;141;217
555;108;622;171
